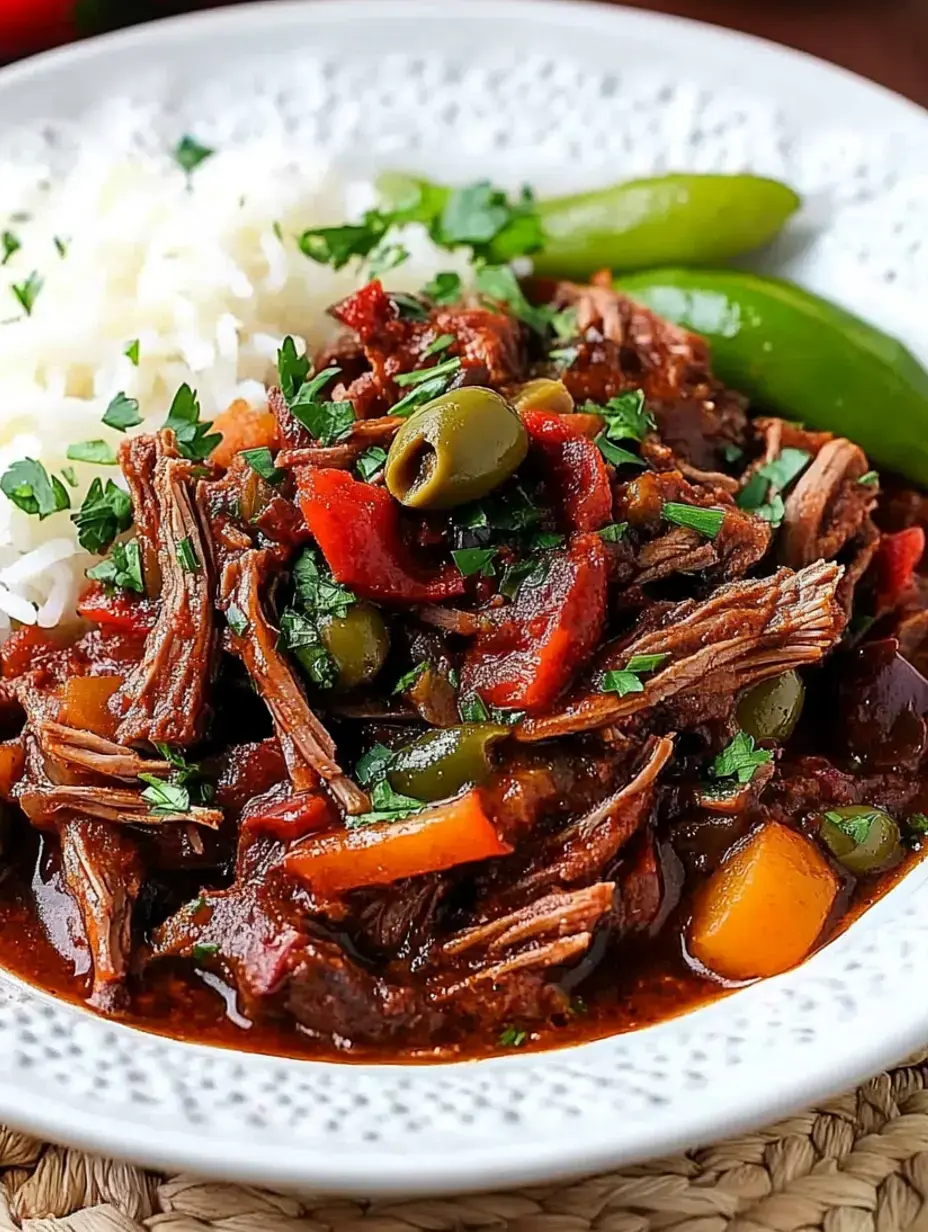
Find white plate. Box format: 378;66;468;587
1;0;928;1198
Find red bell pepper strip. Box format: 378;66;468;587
295;467;464;604
330;279;396;338
77;583;157;637
876;526;925;608
521;408;613;532
283;790;510;896
243;791;336;843
462;532;608;712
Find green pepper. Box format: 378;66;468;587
736;671;805;744
377;172;799;279
819;805;902;876
387;723;510;802
618;268;928;486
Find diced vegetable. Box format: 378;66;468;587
0;626;60;678
0;740;25;800
57;675;122;739
689;821;839;981
209;399;280;469
875;527;925;608
388;724;510;801
295;467;465;604
283;789;511;895
521;409;613;533
243;791;335;843
77;583;157;636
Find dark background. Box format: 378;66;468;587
4;0;927;108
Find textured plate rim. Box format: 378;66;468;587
0;0;927;1195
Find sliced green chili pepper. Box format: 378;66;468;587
376;172;799;278
387;724;510;802
618;268;928;487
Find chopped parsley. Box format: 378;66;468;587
499;1026;528;1048
355;743;395;787
549;345;578;371
102;392;142;432
737;447;811;526
392;356;463;417
1;459;70;520
86;540;144;593
424;332;455;357
823;809;884;846
474;263;553;335
139;775;190;815
600;653;669;699
390;291;430;321
661;502;725;540
459;693;491;723
452;546;498;577
908;813;928;834
53;236;68;258
124;339;140;366
421;271;462;304
191;942;219;962
436;181;543;264
278;608;338;689
1;231;20;265
597;522;628;543
276;336;311;403
393;661;428;694
722;443;744;464
11;271;42;316
394;356;462;389
591;389;653;469
596;436;645;468
710;731;773;785
355;446;387;483
240;446;283;485
349;779;425;828
298;216;390;270
71;477;132;553
60;466;78;488
549;306;578;342
176;536;200;573
225;603;248;636
66;440;118;465
858;470;879;486
163;385;221;461
368;242;409;277
292;548;356;618
174;135;214;173
279;550;357;690
283;357;355;445
498;554;550;599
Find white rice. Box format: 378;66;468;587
0;138;473;635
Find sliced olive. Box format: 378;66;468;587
736;670;805;743
511;378;575;416
387;723;510;801
318;603;389;690
819;805;902;876
385;386;528;509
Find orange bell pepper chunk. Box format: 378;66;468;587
210;398;280;470
0;740;25;800
283;790;510;896
690;821;839;982
57;675;122;739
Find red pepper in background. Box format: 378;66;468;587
77;582;157;636
462;532;608;713
295;468;465;604
521;408;613;533
243;791;336;843
875;526;925;609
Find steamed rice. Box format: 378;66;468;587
0;139;472;634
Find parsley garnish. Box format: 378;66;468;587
226;603;247;636
276;336;310;402
1;231;20;265
279;608;338;689
858;470;879;486
597;522;627;543
393;662;428;694
0;459;70;520
292;548;356;618
596;436;646;468
124;339;140;366
499;1026;528;1048
549;306;578;342
459;694;491;723
392;356;463;417
86;540;144;594
600;653;669;699
298;216;390;270
368;242;409;277
424;333;455;358
394;356;462;389
240;447;282;485
722;443;743;464
437;181;544;263
356;743;395;787
11;271;42;316
163;385;221;461
139;775;190;815
737;448;811;526
452;546;498;577
390;291;430;321
60;466;77;488
711;731;773;784
356;446;387;482
823;809;884;846
66;440;118;465
153;744;211;804
71;478;133;553
53;236;68;258
284;358;355;445
191;942;219;961
908;813;928;834
475;264;552;334
662;502;725;540
176;536;200;573
349;779;425;828
550;345;578;371
102;392;142;432
174;135;214;173
421;271;462;304
591;389;653;469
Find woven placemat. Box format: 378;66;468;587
2;1052;928;1232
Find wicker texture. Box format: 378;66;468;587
1;1053;928;1232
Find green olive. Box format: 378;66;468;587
385;386;528;509
511;378;575;416
819;805;902;876
736;671;805;743
318;603;390;690
387;723;510;801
